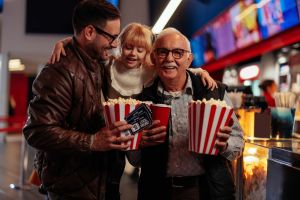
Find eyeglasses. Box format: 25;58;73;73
156;48;191;59
92;25;119;45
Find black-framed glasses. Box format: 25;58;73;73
92;25;119;45
156;48;191;59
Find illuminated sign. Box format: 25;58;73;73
239;65;260;80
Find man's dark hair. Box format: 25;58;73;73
72;0;120;35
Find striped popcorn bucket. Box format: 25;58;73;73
103;103;143;150
188;102;233;155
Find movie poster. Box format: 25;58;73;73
256;0;299;39
230;0;261;49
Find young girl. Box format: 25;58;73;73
49;23;217;98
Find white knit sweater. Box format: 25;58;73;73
107;59;156;98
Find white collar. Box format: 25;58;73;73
110;59;144;96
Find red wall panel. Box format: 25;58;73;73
9;73;28;118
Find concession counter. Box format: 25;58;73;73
234;138;300;200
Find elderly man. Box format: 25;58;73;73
135;28;244;200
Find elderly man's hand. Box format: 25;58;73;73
140;120;167;148
215;126;232;152
90;121;134;151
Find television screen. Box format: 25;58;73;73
211;11;236;58
26;0;81;34
298;0;300;20
107;0;120;8
0;0;3;13
190;36;205;67
25;0;120;34
201;27;217;63
256;0;299;39
230;0;261;49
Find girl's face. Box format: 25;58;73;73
268;83;277;94
121;43;147;69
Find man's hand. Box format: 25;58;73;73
90;121;134;151
215;126;232;152
140;120;167;148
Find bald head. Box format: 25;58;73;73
153;28;191;52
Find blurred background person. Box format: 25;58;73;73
259;79;277;107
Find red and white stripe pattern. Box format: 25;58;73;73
103;103;142;150
188;102;233;155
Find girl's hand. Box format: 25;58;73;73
188;68;218;90
48;37;72;64
199;70;218;91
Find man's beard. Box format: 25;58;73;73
86;43;109;62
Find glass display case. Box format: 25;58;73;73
237;108;272;139
235;138;300;200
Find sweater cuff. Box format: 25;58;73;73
220;140;242;161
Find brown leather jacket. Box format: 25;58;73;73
23;39;109;199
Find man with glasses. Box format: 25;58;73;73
23;1;133;199
134;28;244;200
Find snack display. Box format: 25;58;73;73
242;144;268;200
188;98;233;155
103;98;152;150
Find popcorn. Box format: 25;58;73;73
190;98;230;108
102;97;142;106
188;98;233;155
102;98;152;150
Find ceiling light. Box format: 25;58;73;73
8;59;25;71
293;43;300;49
281;47;289;53
152;0;183;34
278;56;287;64
239;65;260;80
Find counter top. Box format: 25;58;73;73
246;138;300;151
245;138;300;167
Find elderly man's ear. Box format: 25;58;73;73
186;53;194;68
150;52;156;65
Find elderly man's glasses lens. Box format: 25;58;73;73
92;25;119;45
156;48;190;59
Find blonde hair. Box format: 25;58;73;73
118;23;154;66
